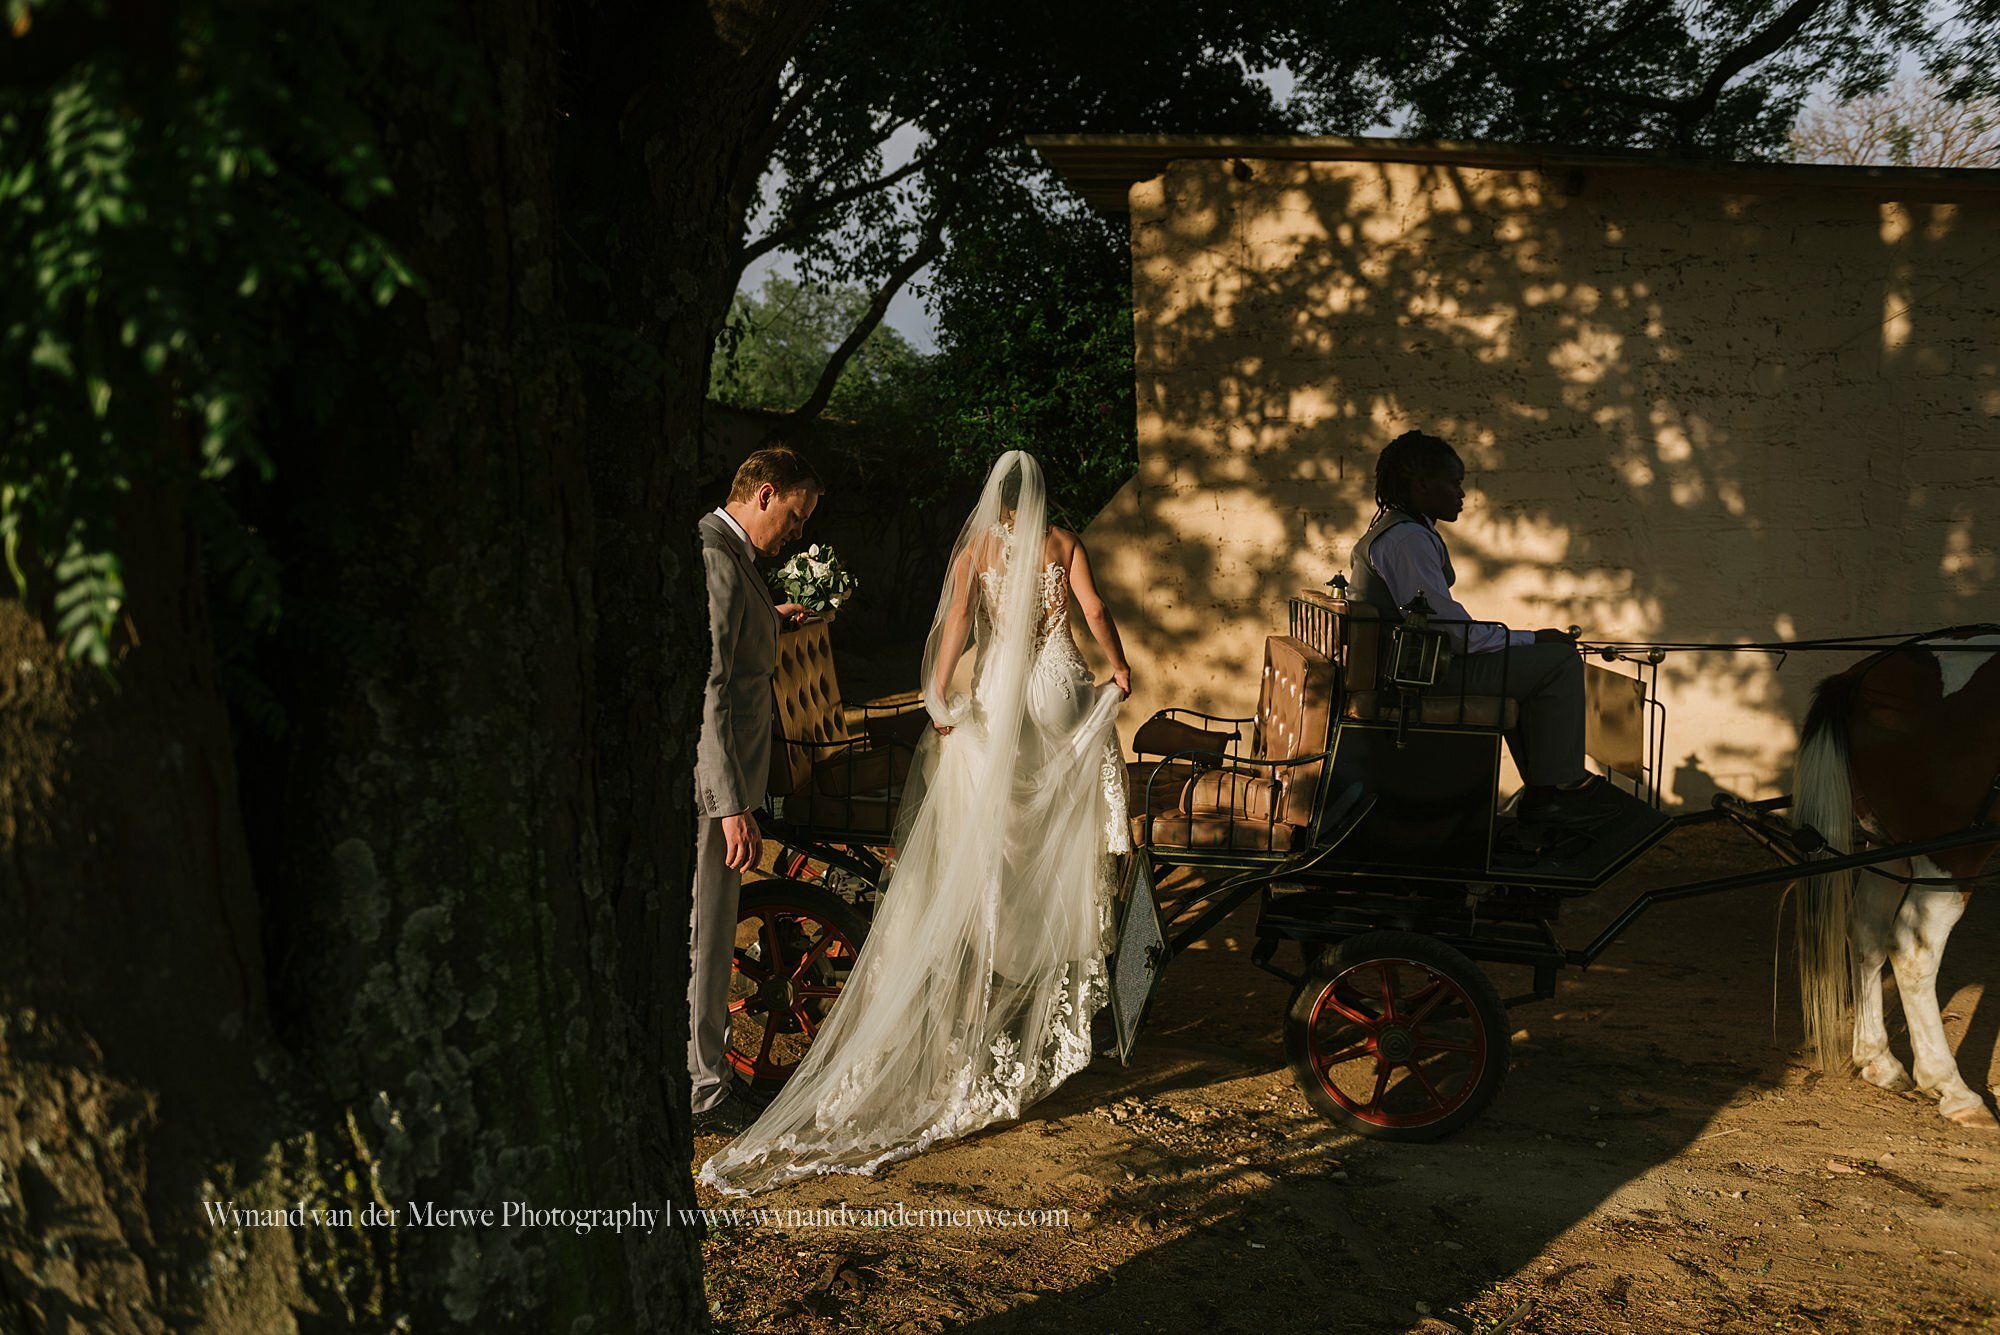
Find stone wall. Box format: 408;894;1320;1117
1082;153;2000;803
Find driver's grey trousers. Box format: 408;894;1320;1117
1436;642;1587;787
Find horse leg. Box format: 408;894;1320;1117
1887;870;1996;1129
1849;872;1913;1091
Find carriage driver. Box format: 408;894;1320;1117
1348;430;1614;829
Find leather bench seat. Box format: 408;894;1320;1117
769;620;921;832
1131;634;1333;853
1145;811;1299;852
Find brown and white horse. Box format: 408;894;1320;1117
1794;632;2000;1129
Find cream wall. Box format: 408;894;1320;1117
1083;155;2000;805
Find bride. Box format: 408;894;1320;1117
699;450;1133;1196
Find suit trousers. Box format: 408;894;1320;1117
1439;641;1587;788
689;816;742;1113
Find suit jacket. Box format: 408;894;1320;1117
695;511;780;818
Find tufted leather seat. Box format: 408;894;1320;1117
767;620;919;827
1130;634;1334;851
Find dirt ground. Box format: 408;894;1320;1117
695;821;2000;1335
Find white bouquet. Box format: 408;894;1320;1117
768;543;858;614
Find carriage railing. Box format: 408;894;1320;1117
766;721;923;841
1581;647;1668;808
1292;590;1531;740
1128;747;1336;862
1127;717;1334;860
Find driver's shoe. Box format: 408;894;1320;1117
1517;778;1618;829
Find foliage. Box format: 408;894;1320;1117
926;179;1136;531
1252;1;1982;155
710;272;931;423
730;0;2000;537
0;0;418;665
1790;76;2000;167
767;542;858;612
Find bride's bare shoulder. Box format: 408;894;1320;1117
1046;526;1080;566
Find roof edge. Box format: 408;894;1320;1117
1026;133;2000;213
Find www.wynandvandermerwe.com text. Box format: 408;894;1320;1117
201;1200;1070;1234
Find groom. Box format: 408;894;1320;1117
691;446;820;1134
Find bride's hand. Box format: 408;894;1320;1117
931;720;954;736
1112;666;1132;698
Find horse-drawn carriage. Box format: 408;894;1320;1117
730;596;2000;1140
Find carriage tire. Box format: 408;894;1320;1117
1284;930;1509;1143
728;880;870;1093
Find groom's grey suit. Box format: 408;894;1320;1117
691;510;780;1113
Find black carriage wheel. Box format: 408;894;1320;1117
728;880;869;1091
1284;930;1508;1143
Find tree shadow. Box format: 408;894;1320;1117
1081;150;1997;795
940;822;1814;1333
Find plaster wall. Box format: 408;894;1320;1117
1082;156;2000;803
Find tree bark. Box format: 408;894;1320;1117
0;484;305;1333
1;0;829;1328
556;2;828;1312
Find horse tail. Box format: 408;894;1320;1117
1793;668;1862;1071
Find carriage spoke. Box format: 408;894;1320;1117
755;1019;779;1070
733;957;770;983
1323;987;1379;1030
758;918;788;975
1404;978;1450;1027
1314;1041;1374;1072
791;1006;820;1039
795;983;842;1000
1375;961;1400;1022
1416;1036;1476;1054
1366;1062;1392;1114
788;933;837;983
1408;1060;1448;1111
727;995;764;1018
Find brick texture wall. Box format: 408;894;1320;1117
1083;155;2000;803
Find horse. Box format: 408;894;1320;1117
1793;630;2000;1128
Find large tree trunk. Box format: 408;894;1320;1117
1;1;828;1329
557;5;830;1325
263;2;675;1328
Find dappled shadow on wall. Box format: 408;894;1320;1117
1091;152;1997;794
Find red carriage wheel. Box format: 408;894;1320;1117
782;851;819;881
1284;930;1508;1142
727;879;869;1091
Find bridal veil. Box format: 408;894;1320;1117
700;450;1128;1195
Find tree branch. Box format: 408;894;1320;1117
735;141;940;272
783;209;948;423
1581;0;1677;60
746;66;822;170
1671;0;1838;144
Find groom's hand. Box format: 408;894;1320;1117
774;603;810;628
721;811;762;874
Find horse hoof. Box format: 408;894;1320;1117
1858;1058;1915;1092
1943;1101;1999;1130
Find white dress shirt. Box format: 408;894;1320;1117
1368;521;1533;656
711;506;757;563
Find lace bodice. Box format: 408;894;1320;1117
977;558;1079;658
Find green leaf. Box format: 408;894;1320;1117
30;333;75;379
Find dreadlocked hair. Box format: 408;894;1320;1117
1373;429;1460;521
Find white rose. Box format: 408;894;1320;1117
808;544;821;557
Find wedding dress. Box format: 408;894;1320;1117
699;451;1129;1196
